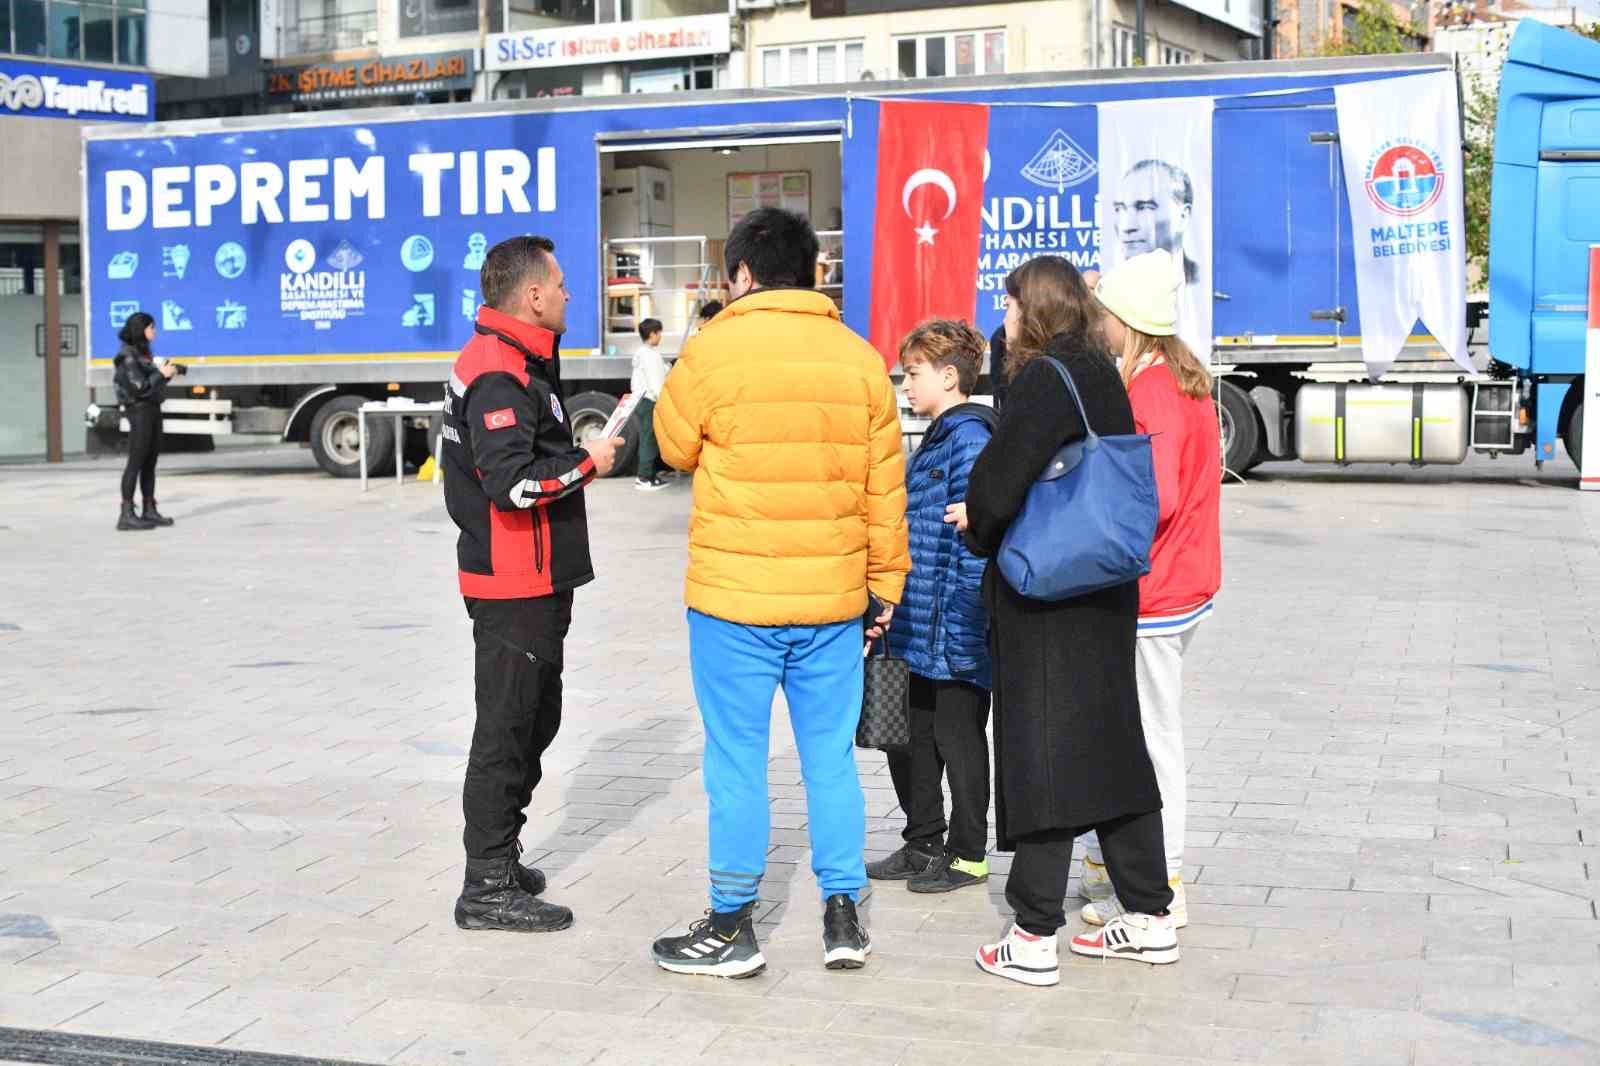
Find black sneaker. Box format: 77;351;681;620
652;906;766;979
908;850;989;894
865;841;941;881
634;476;668;492
822;894;871;970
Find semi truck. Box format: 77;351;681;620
80;19;1599;478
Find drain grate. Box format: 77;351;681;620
0;1027;379;1066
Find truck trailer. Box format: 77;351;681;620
80;20;1600;478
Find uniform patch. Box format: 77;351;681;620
550;394;564;423
483;407;517;431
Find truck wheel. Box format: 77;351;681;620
310;395;392;478
1565;402;1584;469
566;391;639;478
1216;379;1261;476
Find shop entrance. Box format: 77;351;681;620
596;130;843;357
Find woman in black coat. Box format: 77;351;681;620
112;312;177;531
958;256;1177;984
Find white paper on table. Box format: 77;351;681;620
599;391;641;440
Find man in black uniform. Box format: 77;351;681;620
441;235;625;933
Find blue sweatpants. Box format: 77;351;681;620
688;609;867;913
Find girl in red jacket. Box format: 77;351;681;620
1080;249;1222;931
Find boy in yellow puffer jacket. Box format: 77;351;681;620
650;208;910;979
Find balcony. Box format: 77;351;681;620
276;8;379;57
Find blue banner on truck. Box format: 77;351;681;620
86;66;1426;367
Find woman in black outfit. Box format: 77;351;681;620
112;312;177;531
956;256;1177;985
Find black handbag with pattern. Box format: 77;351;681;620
856;636;911;752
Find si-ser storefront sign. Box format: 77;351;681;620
0;59;152;123
267;50;474;104
486;14;731;72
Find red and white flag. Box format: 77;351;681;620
868;101;990;368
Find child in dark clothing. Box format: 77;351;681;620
867;320;996;893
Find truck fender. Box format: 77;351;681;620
1249;385;1288;459
282;386;341;443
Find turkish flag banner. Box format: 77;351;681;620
868;100;990;368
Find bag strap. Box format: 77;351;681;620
1044;356;1098;440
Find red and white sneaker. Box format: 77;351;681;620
1069;913;1180;965
976;924;1059;986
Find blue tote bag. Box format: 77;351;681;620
996;357;1158;601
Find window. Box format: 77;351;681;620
49;0;80;58
627;55;719;93
892;29;1005;78
15;0;48;54
758;39;866;87
3;0;153;63
278;0;377;55
82;2;113;61
1111;24;1144;67
116;8;143;63
1161;44;1193;65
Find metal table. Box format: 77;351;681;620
359;400;444;491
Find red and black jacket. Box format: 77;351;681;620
443;306;597;600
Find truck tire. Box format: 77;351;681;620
1565;402;1583;469
1216;379;1261;476
310;395;393;478
566;391;639;478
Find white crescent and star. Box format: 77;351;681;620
901;168;959;246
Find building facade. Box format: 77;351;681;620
742;0;1263;91
2;0;207;460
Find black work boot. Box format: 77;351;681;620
454;855;572;933
141;499;175;527
117;501;155;531
511;844;547;897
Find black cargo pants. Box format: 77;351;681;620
461;592;573;860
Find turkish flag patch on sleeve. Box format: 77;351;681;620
483;408;517;431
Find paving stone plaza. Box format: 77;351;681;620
3;449;1599;1065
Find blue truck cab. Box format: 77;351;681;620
1489;20;1600;466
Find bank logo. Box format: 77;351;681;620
216;300;247;329
327;240;364;271
1365;141;1442;217
162;244;191;280
1021;129;1097;194
109;300;139;328
284;239;316;275
401;235;434;272
402;293;435;327
0;73;45;112
215;241;247;279
161;299;193;332
107;251;138;280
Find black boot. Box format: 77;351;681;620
512;844;547;897
454;855;572;933
117;501;155;531
141;499;175;527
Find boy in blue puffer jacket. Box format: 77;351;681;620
868;320;996;894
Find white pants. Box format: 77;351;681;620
1085;626;1198;879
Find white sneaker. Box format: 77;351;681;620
1078;856;1113;902
976;924;1059;987
1069;912;1180;965
1082;877;1188;929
